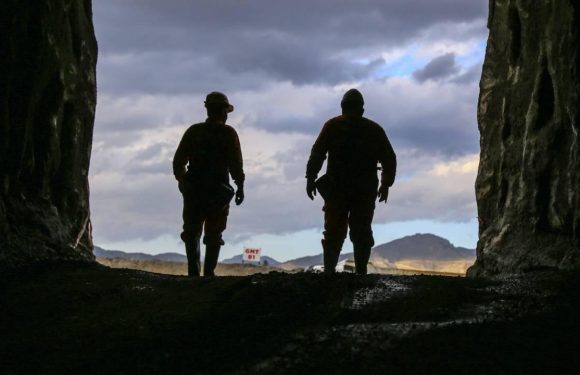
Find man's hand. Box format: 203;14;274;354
306;178;317;200
378;184;389;203
235;186;244;205
177;176;185;193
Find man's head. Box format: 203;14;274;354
205;92;234;122
341;88;364;117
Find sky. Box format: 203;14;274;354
90;0;489;261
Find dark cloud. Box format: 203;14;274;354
242;114;332;135
97;52;270;95
390;125;477;156
450;63;483;84
219;46;385;86
95;0;487;53
98;51;385;95
93;0;488;94
413;53;459;82
386;108;479;156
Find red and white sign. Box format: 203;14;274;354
243;247;261;262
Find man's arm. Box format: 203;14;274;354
377;127;396;203
173;128;191;181
305;121;331;199
228;128;245;205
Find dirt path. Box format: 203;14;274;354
1;264;579;374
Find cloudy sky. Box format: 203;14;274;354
90;0;488;261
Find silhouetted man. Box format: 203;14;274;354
306;89;396;275
173;92;245;277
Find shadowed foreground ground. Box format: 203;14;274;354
1;264;579;374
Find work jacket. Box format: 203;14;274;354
306;115;396;197
173;120;245;187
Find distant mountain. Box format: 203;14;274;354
95;233;475;273
94;246;188;263
279;233;475;271
95;246;281;265
221;254;281;266
371;233;475;262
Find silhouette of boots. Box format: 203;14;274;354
322;239;340;273
204;244;221;277
185;238;201;277
354;244;371;275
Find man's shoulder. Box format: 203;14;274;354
185;122;206;132
325;115;380;125
180;122;209;142
326;115;344;124
325;116;383;130
221;123;239;137
361;117;382;128
361;117;386;134
324;115;347;128
186;122;238;135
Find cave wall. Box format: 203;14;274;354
0;0;97;266
468;0;580;276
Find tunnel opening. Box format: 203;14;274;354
84;0;486;276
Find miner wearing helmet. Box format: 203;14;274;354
173;92;245;277
306;89;396;275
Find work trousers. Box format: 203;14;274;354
180;186;229;276
181;202;229;247
322;198;376;251
180;181;229;247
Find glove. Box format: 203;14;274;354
235;186;244;205
177;177;187;194
378;184;389;203
306;178;317;200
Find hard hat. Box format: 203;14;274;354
204;91;234;113
341;89;364;106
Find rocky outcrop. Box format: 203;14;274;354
0;0;97;266
468;1;580;276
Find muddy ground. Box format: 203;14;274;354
1;264;579;374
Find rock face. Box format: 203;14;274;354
468;1;580;276
0;0;98;266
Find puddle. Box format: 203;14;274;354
346;278;410;310
129;285;154;292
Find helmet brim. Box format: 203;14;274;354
205;102;235;113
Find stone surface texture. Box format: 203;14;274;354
0;0;97;266
469;0;580;276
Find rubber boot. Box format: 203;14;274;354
322;239;340;274
185;238;201;277
203;245;221;277
353;245;371;275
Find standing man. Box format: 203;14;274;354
173;92;245;277
306;89;396;275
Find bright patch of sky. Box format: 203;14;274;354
373;40;486;80
456;41;487;66
375;53;421;78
